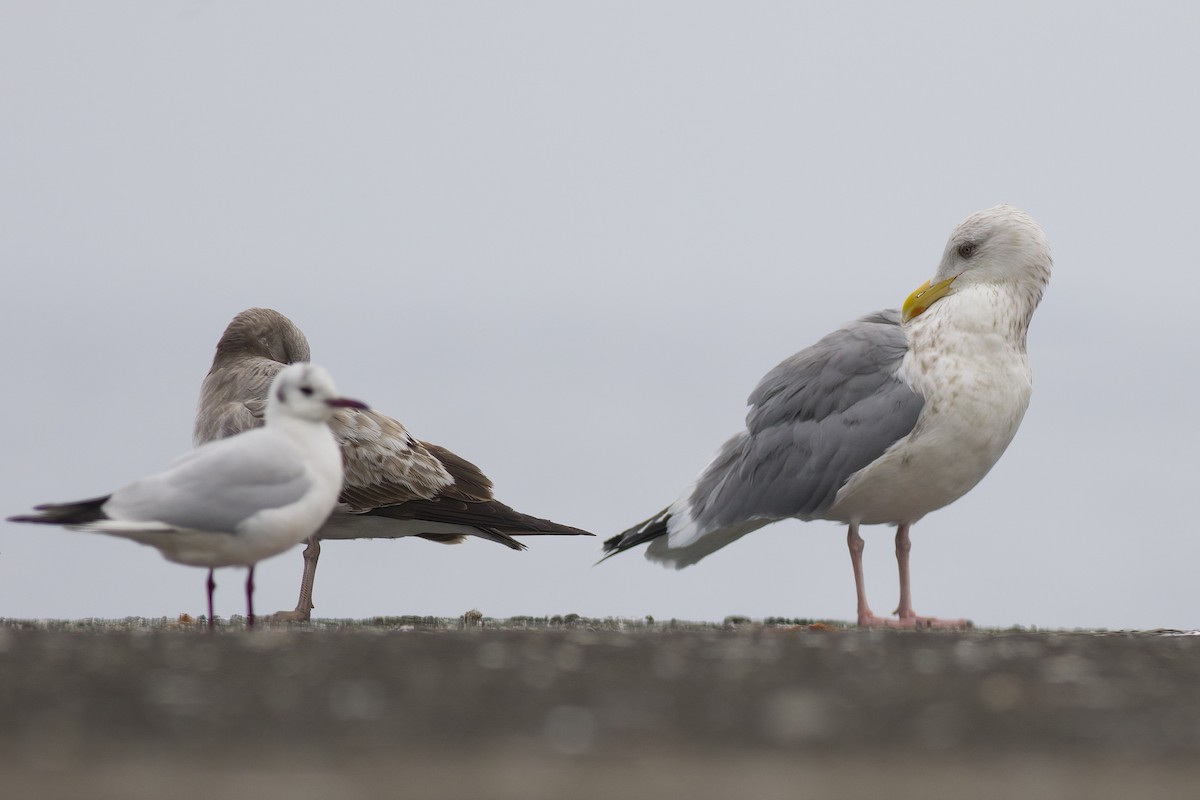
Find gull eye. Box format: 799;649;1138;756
957;242;976;258
300;386;314;397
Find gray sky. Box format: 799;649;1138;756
3;2;1198;630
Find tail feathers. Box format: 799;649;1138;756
599;506;671;562
8;495;111;526
602;505;774;569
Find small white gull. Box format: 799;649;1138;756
9;363;367;628
194;308;593;621
603;205;1052;628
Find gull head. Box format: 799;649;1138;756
267;363;368;424
214;308;312;365
903;205;1052;323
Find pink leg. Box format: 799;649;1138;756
245;565;255;629
894;524;915;618
272;537;320;622
848;524;889;626
849;524;971;629
890;524;971;629
206;569;216;630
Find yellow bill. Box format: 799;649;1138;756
902;275;958;322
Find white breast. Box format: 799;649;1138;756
233;420;343;560
826;285;1033;525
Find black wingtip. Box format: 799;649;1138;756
8;495;111;526
600;531;626;554
596;508;671;565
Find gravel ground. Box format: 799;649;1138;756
2;616;1199;798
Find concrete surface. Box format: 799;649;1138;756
2;617;1198;798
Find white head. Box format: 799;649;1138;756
266;363;367;424
902;205;1052;324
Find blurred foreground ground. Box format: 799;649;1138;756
2;616;1199;799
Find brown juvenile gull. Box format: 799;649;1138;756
10;364;366;628
602;205;1052;628
195;308;593;621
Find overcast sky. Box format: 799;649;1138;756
3;2;1198;630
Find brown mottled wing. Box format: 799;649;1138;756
331;409;457;510
420;442;493;502
338;434;593;542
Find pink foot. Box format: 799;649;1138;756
858;613;972;629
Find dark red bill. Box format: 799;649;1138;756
326;397;369;410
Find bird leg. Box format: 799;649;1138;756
893;523;915;618
848;524;890;626
889;524;971;629
271;537;320;622
848;524;970;629
245;565;255;628
205;569;217;630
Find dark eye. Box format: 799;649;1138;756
957;243;976;258
300;386;314;396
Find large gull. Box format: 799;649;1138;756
195;308;593;621
603;205;1051;628
9;363;365;628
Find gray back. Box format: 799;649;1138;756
107;429;312;533
689;310;924;530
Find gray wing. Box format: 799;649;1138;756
193;357;283;445
688;310;924;531
105;428;312;532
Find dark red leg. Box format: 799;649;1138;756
245;566;256;628
206;569;216;630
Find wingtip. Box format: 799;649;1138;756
594;529;642;566
600;533;624;553
597;507;672;564
7;496;111;526
7;512;62;525
561;528;597;538
593;548;621;567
